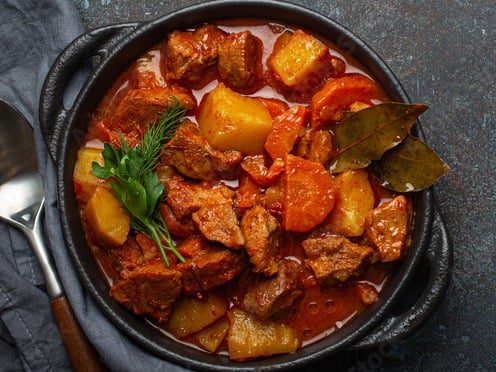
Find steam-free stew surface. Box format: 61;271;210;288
73;19;414;360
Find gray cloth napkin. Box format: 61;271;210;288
0;1;187;371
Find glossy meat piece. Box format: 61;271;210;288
295;129;335;164
355;282;379;306
218;31;263;92
240;205;281;276
159;203;196;238
108;237;145;278
107;86;195;134
109;234;161;278
240;155;284;188
302;236;373;286
178;237;246;295
165;176;235;219
134;50;167;88
242;260;303;320
192;202;245;249
164;24;227;88
110;260;182;324
364;195;413;262
161;120;242;180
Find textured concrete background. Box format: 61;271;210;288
73;1;496;371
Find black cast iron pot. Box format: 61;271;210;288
39;1;452;370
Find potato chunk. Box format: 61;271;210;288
269;29;329;86
165;291;229;338
227;308;301;360
268;30;331;101
73;147;109;203
195;317;229;353
197;82;273;155
85;186;131;246
325;169;374;237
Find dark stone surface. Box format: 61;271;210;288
73;1;496;371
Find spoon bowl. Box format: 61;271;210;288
0;100;61;296
0;102;44;226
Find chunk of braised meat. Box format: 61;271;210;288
242;260;303;320
110;260;182;324
302;236;373;286
165;176;235;219
133;50;167;88
161;120;242;180
106;86;195;135
192;202;245;249
355;282;379;306
240;155;284;188
177;237;246;296
240;205;281;276
294;129;335;164
108;237;144;277
164;24;227;88
218;31;263;93
109;233;161;278
159;203;196;238
364;195;413;262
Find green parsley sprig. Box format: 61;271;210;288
92;99;186;267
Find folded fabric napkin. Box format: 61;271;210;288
0;1;187;371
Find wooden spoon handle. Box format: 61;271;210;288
51;296;108;372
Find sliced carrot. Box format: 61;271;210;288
311;74;383;129
264;105;309;160
282;154;335;232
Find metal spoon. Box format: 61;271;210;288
0;100;106;372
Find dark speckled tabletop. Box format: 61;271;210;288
73;1;495;371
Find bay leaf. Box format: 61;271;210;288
330;103;428;173
370;135;451;192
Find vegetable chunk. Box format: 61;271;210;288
73;147;108;203
198;83;273;155
84;186;130;247
195;318;230;353
165;291;229;338
324;169;375;237
311;74;383;128
264;105;309;160
283;154;335;232
227;308;301;360
268;29;332;101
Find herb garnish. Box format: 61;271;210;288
92;99;186;267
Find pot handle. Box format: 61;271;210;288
350;203;452;350
39;23;140;162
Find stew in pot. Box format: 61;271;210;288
73;19;448;360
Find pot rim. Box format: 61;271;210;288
53;1;434;370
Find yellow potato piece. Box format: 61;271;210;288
165;291;229;338
198;82;273;155
268;29;329;86
73;147;109;203
227;308;301;360
195;317;229;353
84;186;131;247
326;169;375;237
